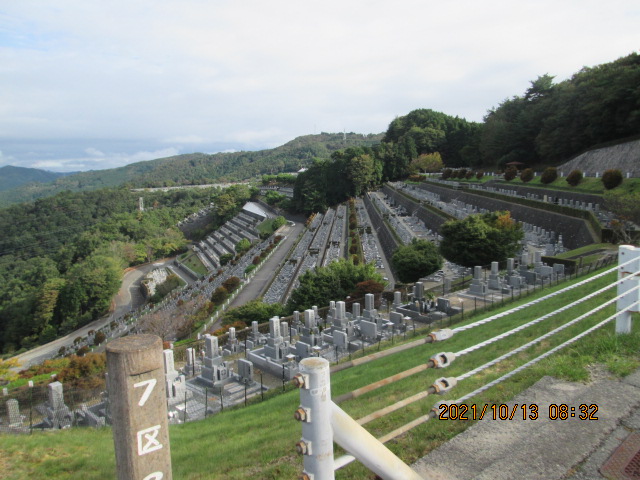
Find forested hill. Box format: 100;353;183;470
0;165;67;192
0;183;254;354
372;52;640;173
0;133;383;207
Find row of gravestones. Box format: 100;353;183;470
1;382;107;433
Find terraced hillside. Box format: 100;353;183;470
1;263;637;479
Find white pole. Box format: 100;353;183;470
295;358;335;480
330;402;423;480
616;245;640;334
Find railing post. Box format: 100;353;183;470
617;245;640;334
294;357;335;480
107;334;173;480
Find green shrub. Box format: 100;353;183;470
520;168;534;183
601;169;623;189
503;166;518;181
211;286;229;304
441;168;452;180
222;276;241;293
540;167;558;184
566;169;583;187
93;332;106;346
476;171;484;180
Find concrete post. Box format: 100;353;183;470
107;335;172;480
616;245;640;334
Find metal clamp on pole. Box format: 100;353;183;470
429;352;456;368
431;377;458;394
432;400;455;418
428;328;454;342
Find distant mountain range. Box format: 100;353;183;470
0;165;70;192
0;132;383;207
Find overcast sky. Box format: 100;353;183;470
0;1;638;172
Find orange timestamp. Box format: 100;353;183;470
436;403;599;421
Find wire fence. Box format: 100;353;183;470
294;245;639;479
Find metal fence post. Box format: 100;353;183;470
616;245;640;334
294;357;335;480
106;334;172;480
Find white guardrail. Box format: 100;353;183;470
293;245;640;480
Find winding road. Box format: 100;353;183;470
10;258;176;370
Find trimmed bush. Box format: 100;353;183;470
503;166;518;181
465;171;475;179
602;169;623;190
211;286;229;304
566;169;583;187
520;168;534;183
222;276;241;293
441;168;452;180
93;332;106;346
540;167;558;184
476;171;484;180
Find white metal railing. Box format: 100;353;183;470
293;245;640;480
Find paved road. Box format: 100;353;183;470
413;367;640;480
229;219;306;308
10;259;175;370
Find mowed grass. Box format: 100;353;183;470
1;267;638;479
461;174;640;195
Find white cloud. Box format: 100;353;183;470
29;147;181;172
84;147;105;157
163;135;206;144
0;0;637;170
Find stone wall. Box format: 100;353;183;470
381;185;449;232
416;183;598;249
363;193;399;271
482;181;603;207
558;139;640;177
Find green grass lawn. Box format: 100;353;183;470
1;267;638;479
461;174;640;196
180;253;208;276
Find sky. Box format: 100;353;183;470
0;1;638;172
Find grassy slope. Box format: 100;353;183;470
461;175;640;196
1;267;638;479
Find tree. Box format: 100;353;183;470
604;190;640;243
236;238;251;254
350;279;386;298
520;168;534;183
602;169;623;190
540;167;558;184
286;259;383;313
566;170;583;187
136;309;189;341
211;286;229;305
222;276;241;293
410;152;443;174
272;216;286;230
439;212;524;267
220;299;285;327
0;357;20;383
348;154;375;196
392;239;443;283
503;166;518;181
